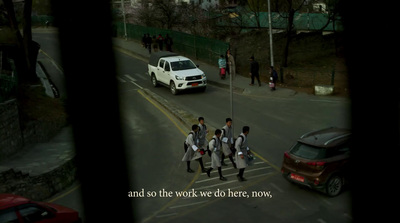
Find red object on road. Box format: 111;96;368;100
0;194;81;223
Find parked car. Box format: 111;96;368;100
281;127;351;196
0;194;81;223
148;51;207;95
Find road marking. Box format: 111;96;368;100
169;200;209;209
117;76;126;83
270;183;284;193
124;74;137;82
196;167;271;183
292;200;307;210
46;183;81;203
138;89;201;223
134;72;148;80
251;150;280;171
130;81;143;89
156;213;178;218
138;90;187;136
317;218;327;223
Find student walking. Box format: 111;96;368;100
221;118;237;168
182;125;206;173
235;126;251;182
206;129;227;181
198;117;209;154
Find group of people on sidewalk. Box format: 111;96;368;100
218;51;278;91
142;33;173;54
182;117;253;182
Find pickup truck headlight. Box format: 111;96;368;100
201;74;206;79
175;75;184;80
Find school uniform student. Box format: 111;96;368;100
206;129;227;181
198;117;209;153
182;125;206;173
221;118;237;168
235;126;251;182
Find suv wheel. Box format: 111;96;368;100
326;175;342;197
170;81;178;95
151;74;158;87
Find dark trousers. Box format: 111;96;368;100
251;73;261;86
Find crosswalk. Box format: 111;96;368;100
117;73;146;90
150;158;278;221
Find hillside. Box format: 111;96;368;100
229;30;349;96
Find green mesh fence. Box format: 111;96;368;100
113;22;229;64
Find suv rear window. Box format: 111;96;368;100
290;142;327;159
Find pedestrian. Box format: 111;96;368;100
235;126;251;182
141;34;146;48
157;34;164;51
152;36;159;52
165;34;173;52
218;55;227;80
145;34;152;54
198;117;209;155
221;118;237;169
249;56;261;86
206;129;227;181
269;66;278;91
227;49;236;77
182;125;206;173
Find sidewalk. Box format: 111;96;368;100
112;38;297;98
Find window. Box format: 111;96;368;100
170;60;196;71
164;62;170;71
290;143;327;159
159;59;165;68
0;208;19;223
18;204;50;222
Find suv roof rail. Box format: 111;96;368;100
324;133;352;145
300;127;334;139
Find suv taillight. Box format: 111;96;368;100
307;161;326;169
284;152;290;159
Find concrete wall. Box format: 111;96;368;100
0;99;23;161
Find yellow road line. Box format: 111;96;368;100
137;89;187;136
137;89;201;222
251;150;281;171
47;183;81;203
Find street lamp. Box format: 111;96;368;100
267;0;274;67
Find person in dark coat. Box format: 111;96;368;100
249;56;261;86
165;34;173;52
270;66;278;91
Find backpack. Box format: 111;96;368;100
231;135;245;154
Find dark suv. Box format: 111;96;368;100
281;127;351;196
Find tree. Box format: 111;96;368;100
276;0;306;67
247;0;268;29
1;0;38;82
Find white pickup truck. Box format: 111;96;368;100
148;52;207;95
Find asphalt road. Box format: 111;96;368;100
34;31;352;223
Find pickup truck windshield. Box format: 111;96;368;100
170;60;196;71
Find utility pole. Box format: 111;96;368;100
121;0;127;40
267;0;274;67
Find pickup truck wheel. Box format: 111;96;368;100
151;74;158;87
170;81;178;95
